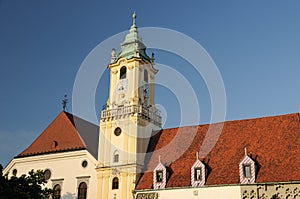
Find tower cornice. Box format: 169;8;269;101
108;57;158;74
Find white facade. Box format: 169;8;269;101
4;150;98;199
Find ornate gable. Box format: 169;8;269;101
191;158;206;187
153;157;167;189
239;149;256;184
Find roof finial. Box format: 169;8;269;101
196;152;199;160
151;52;155;64
111;48;116;63
132;11;137;27
62;94;68;111
244;147;248;156
159;155;161;163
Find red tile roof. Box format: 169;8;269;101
136;113;300;189
17;111;99;158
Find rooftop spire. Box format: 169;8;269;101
113;12;151;63
62;94;68;111
132;11;137;28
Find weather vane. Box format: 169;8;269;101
62;94;68;111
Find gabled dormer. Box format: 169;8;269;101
153;156;167;189
239;148;256;184
191;152;206;187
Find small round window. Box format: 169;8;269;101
12;169;17;176
82;160;88;168
114;127;122;136
44;169;51;181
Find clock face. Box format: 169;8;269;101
116;79;128;94
143;84;150;97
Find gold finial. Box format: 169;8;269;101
244;147;247;156
196;152;199;160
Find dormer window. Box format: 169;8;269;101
156;170;163;183
239;149;256;184
243;164;251;178
153;156;167;189
191;158;206;187
120;66;127;79
194;167;202;181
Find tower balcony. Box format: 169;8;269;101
101;105;162;127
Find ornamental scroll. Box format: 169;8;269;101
136;193;158;199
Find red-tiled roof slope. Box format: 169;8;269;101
18;111;99;158
136;113;300;189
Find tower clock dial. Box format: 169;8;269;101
116;79;128;94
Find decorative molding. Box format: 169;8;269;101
193;190;198;196
112;69;118;74
76;176;90;188
112;168;120;176
120;59;126;65
136;192;158;199
51;178;64;188
76;176;91;179
242;189;257;199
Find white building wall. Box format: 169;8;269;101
135;186;242;199
4;150;98;199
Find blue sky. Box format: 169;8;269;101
1;0;300;166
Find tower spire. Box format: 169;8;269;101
114;12;151;62
132;11;137;28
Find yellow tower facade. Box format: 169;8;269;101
96;13;161;199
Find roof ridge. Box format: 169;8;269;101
161;112;298;131
62;112;87;148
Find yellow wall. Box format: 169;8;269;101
97;57;160;199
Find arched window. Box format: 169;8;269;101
112;177;119;189
53;184;61;199
113;150;119;163
120;66;127;79
78;182;87;199
144;69;148;82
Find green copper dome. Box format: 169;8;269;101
113;12;151;63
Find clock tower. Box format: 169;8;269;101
96;13;161;199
